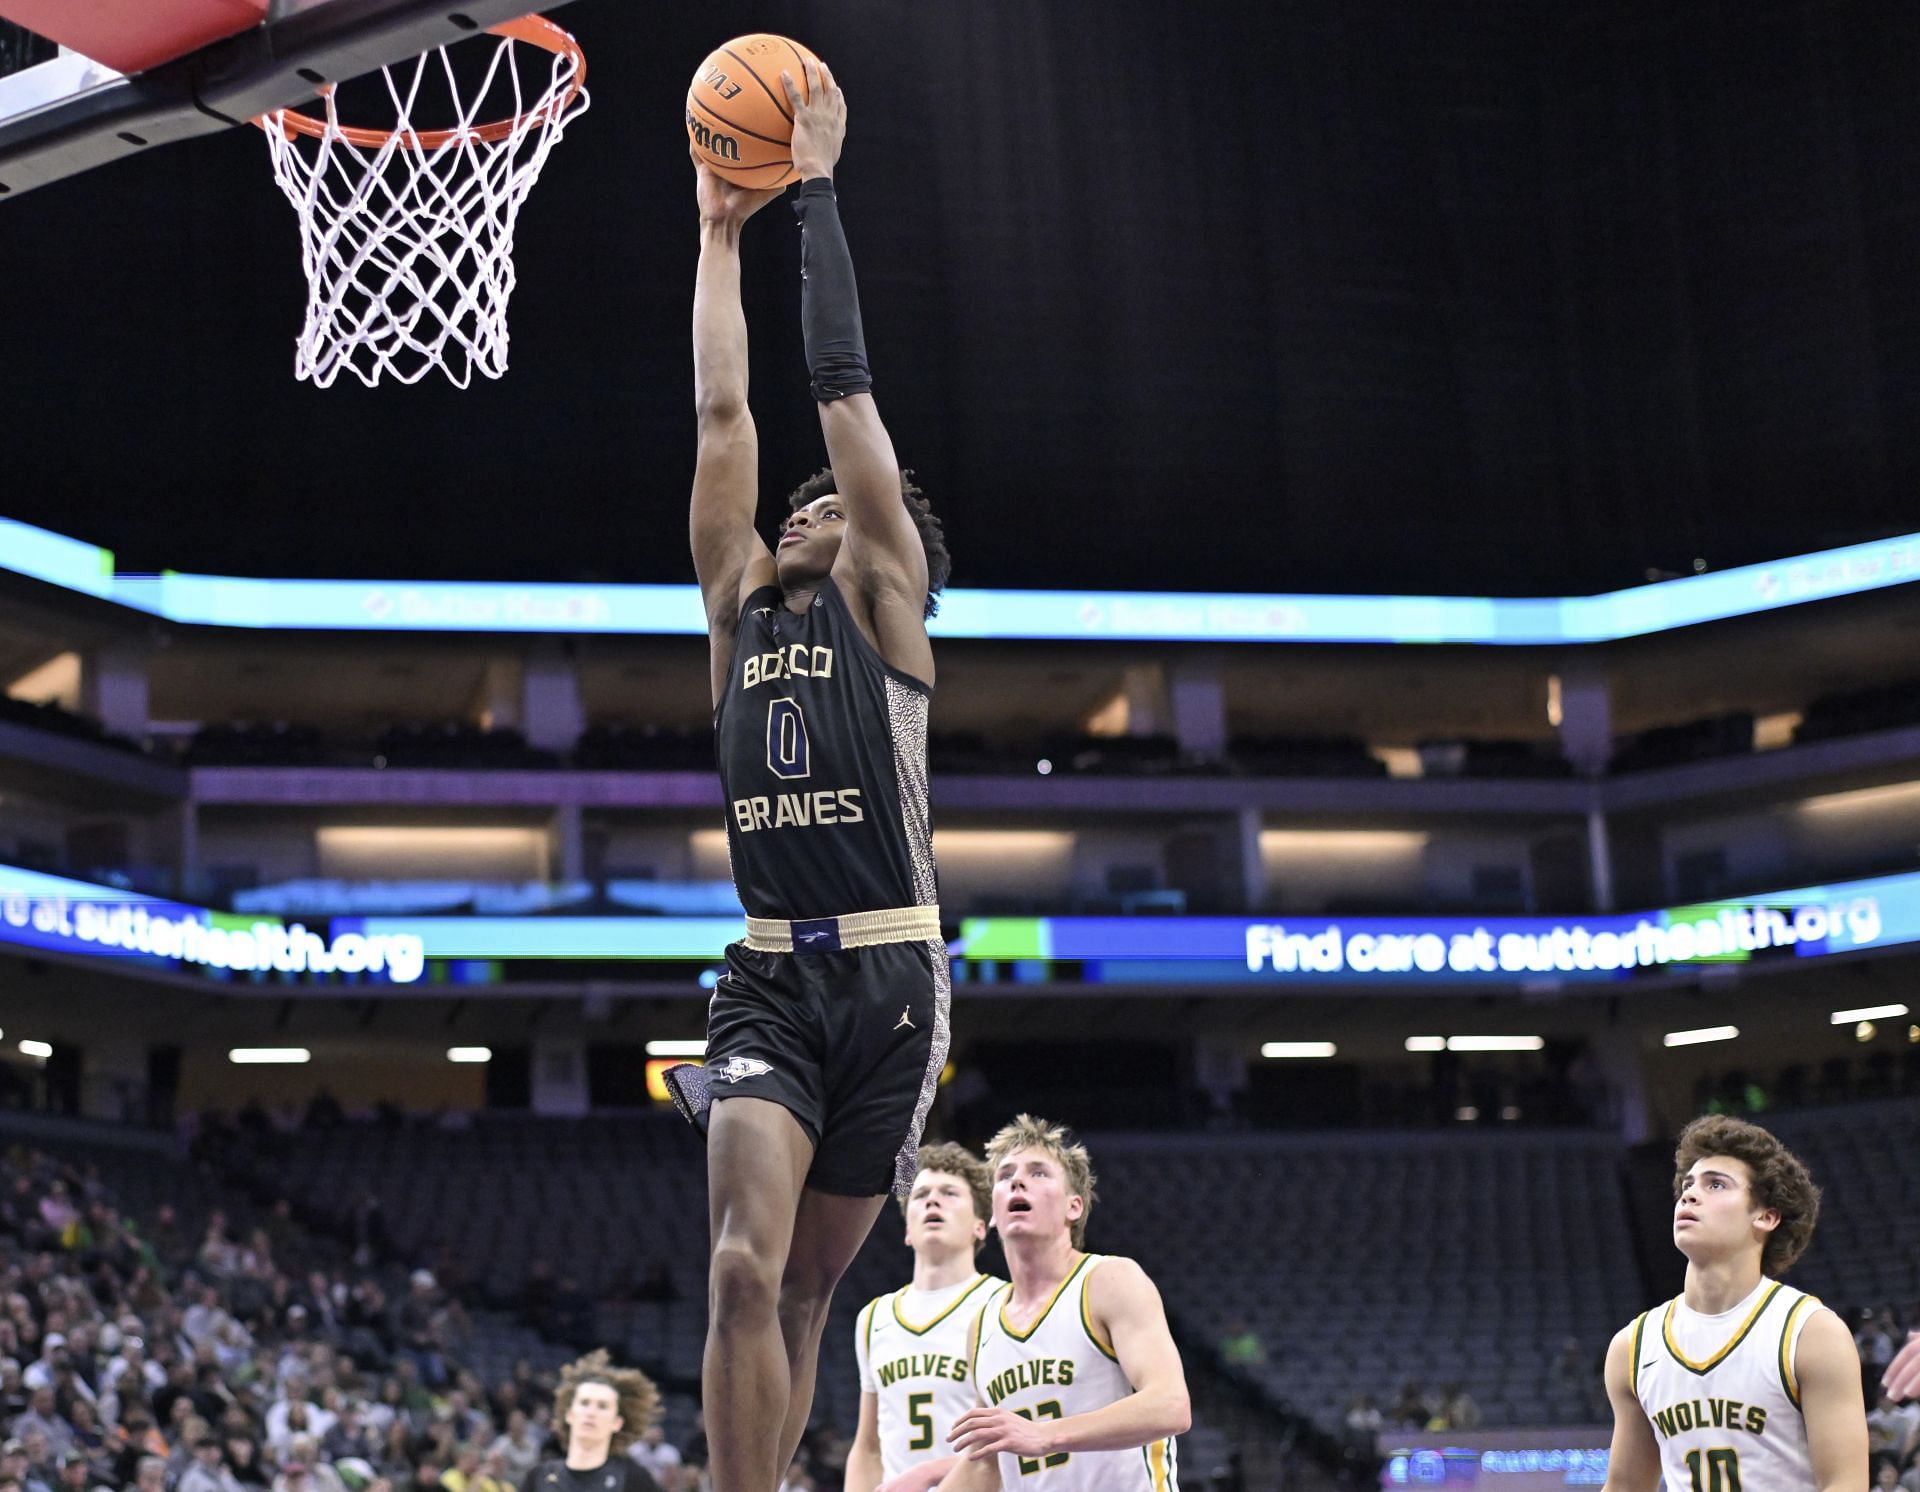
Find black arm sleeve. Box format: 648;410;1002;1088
793;177;872;402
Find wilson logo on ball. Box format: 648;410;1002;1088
686;112;742;163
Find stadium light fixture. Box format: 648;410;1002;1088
17;1039;51;1059
228;1048;311;1064
1261;1042;1337;1059
447;1047;492;1063
1663;1025;1739;1048
1405;1036;1447;1052
1444;1036;1545;1052
1829;1003;1907;1024
646;1039;707;1058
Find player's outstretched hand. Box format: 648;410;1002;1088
947;1405;1056;1463
692;152;786;227
782;57;846;181
1887;1330;1920;1401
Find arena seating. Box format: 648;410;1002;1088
1756;1098;1920;1311
1091;1130;1637;1430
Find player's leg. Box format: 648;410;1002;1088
773;1185;888;1470
704;1095;815;1492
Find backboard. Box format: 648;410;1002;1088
0;0;580;199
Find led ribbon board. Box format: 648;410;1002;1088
6;862;1919;987
0;864;426;983
3;517;1918;643
958;869;1920;984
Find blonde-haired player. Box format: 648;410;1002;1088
1600;1115;1867;1492
935;1115;1187;1491
847;1143;1005;1492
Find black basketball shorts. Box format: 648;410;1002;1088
665;936;951;1198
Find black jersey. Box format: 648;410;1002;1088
714;578;937;921
522;1458;661;1492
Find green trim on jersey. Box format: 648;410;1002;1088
892;1274;996;1335
1662;1281;1785;1377
861;1297;879;1365
1778;1293;1817;1408
1080;1257;1120;1362
1630;1311;1649;1397
999;1252;1094;1342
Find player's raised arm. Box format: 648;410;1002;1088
1793;1309;1869;1492
780;61;932;633
689;159;785;702
1597;1323;1662;1492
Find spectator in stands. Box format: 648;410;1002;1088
1441;1384;1480;1431
1;1442;46;1492
486;1416;540;1485
50;1450;90;1492
222;1437;267;1490
132;1456;166;1492
1865;1314;1902;1393
0;1367;25;1424
14;1389;74;1457
389;1278;444;1392
179;1437;245;1492
374;1424;414;1484
1867;1390;1920;1464
1217;1317;1266;1371
1392;1382;1427;1428
623;1429;677;1485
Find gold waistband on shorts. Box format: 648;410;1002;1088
744;904;942;954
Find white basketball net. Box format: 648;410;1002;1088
260;27;589;388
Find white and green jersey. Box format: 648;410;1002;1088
1629;1278;1823;1492
971;1254;1178;1491
856;1273;1003;1478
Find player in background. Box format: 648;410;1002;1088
522;1352;662;1492
1598;1115;1866;1492
847;1143;1005;1492
936;1115;1188;1491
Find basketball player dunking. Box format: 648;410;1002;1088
936;1116;1189;1492
847;1144;1005;1492
668;56;954;1492
1600;1116;1867;1492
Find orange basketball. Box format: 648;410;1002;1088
686;34;821;188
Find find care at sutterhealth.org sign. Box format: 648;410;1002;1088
959;871;1920;984
0;865;425;984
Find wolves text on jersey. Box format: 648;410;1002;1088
1649;1398;1769;1439
983;1357;1078;1405
875;1353;969;1388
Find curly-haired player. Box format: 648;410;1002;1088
1599;1115;1867;1492
522;1352;662;1492
667;53;953;1492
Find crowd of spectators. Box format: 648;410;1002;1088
1861;1310;1920;1492
0;1144;777;1492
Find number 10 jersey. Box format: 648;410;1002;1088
715;579;938;921
1629;1279;1822;1492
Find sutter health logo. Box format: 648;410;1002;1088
0;894;425;984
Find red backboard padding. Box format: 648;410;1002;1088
0;0;269;74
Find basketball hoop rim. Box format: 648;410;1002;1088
256;13;586;150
